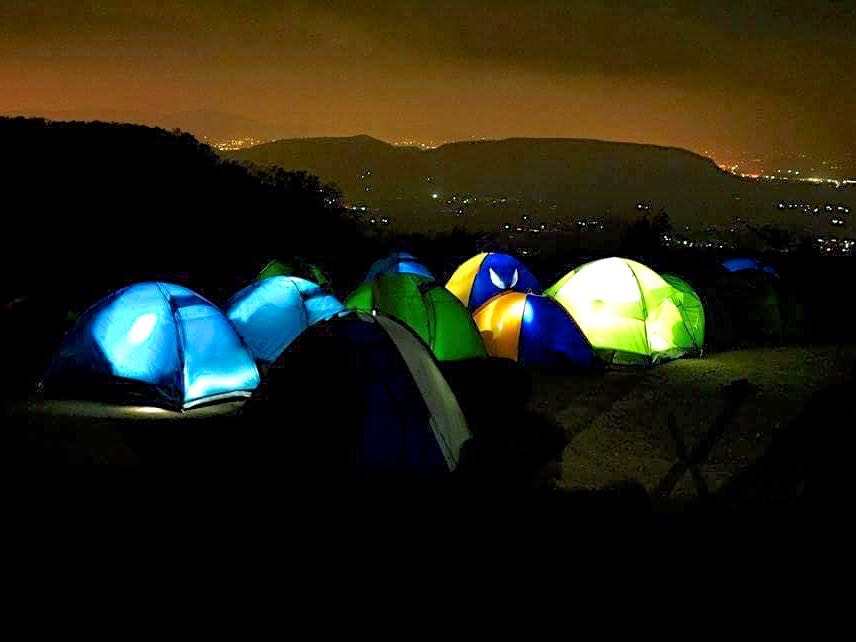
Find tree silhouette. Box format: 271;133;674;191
620;208;673;255
0;117;360;305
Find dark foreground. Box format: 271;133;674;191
5;344;854;519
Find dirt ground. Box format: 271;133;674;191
5;344;854;511
527;344;856;501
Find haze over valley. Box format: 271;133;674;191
228;134;854;236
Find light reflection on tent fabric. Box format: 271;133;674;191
546;257;704;365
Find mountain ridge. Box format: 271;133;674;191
229;134;849;233
247;133;724;167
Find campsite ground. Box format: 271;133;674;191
528;344;856;504
5;343;855;511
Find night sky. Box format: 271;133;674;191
2;1;853;164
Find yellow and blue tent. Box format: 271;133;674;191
446;252;541;312
472;291;595;367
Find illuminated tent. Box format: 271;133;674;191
365;252;434;282
661;274;706;353
44;282;260;410
345;273;486;361
721;257;779;278
446;252;541;312
247;312;471;474
226;276;344;364
472;292;596;367
545;258;704;365
258;258;331;289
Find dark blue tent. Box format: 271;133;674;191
365;252;434;282
722;257;779;278
225;276;344;364
446;252;541;312
247;312;471;475
44;282;260;410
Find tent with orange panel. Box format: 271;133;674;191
472;292;596;367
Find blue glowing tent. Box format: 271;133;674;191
225;276;344;364
721;257;779;278
247;312;471;474
446;252;541;312
44;282;260;410
365;252;434;282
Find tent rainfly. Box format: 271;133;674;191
258;258;332;289
545;258;704;365
44;282;260;409
247;311;472;474
365;252;434;282
345;273;486;361
445;252;541;312
472;291;596;367
226;276;344;364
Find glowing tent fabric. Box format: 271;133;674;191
446;252;541;312
472;292;596;367
258;258;331;289
44;282;260;409
365;252;434;282
344;273;486;361
545;258;703;365
661;274;706;352
226;276;344;364
248;312;471;474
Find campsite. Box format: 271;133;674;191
0;117;852;521
4;239;853;514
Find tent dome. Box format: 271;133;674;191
345;273;486;361
721;257;779;278
711;269;801;342
545;258;703;365
44;282;260;409
365;252;434;282
226;276;344;364
472;292;596;367
258;258;332;289
445;252;541;312
661;274;706;352
247;312;471;474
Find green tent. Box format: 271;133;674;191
545;257;704;365
345;273;487;362
711;270;802;343
661;274;706;354
258;259;331;289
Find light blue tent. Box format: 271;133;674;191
44;282;260;410
225;276;344;364
365;252;434;282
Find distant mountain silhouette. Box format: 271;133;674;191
229;136;854;233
